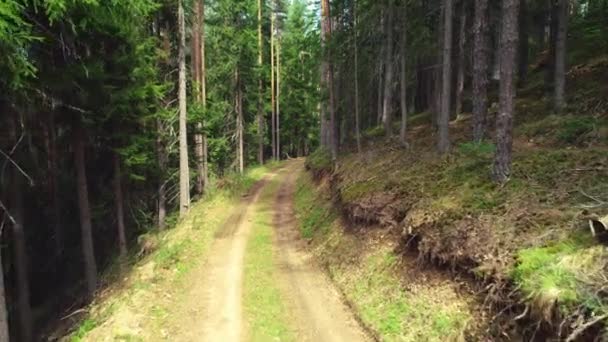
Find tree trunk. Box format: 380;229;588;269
382;0;395;136
193;0;205;195
277;40;281;160
156;119;167;230
0;248;8;342
236;69;244;173
271;10;277;159
518;0;529;86
353;0;362;153
545;0;557;95
113;153;127;258
178;0;190;216
473;0;489;142
200;0;209;190
257;0;265;164
553;0;567;112
493;0;520;183
321;0;338;160
399;1;408;146
438;0;454;154
455;1;467;115
74;120;98;299
8;116;32;342
44;112;62;258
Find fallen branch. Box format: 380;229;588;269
565;315;608;342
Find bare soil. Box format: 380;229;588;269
272;160;371;342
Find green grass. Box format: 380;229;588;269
243;178;294;342
305;147;332;173
68;163;279;341
513;235;608;316
294;173;335;239
294;170;473;341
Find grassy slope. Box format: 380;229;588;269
65;164;277;341
294;171;479;341
243;176;294;342
303;57;608;338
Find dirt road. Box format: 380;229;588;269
172;161;369;341
273;161;370;342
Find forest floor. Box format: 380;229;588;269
65;160;370;342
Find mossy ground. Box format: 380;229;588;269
294;170;482;341
308;55;608;337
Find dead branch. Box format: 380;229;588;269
514;305;529;321
0;200;16;226
565;315;607;342
0;148;35;186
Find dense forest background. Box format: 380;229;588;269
1;0;607;340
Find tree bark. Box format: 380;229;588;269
545;0;557;95
74;120;98;299
455;1;467;115
257;0;265;164
353;0;361;153
200;0;209;190
8;116;32;342
518;0;529;86
271;9;277;159
178;0;190;216
193;0;205;195
473;0;489;142
382;0;395;136
553;0;568;112
156;117;168;230
44;112;62;258
321;0;338;160
113;152;127;258
0;248;8;342
438;0;454;154
236;69;244;173
493;0;520;183
277;40;281;160
399;1;408;146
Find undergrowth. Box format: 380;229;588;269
67;163;277;341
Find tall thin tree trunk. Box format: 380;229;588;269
44;113;62;258
74;120;98;299
455;1;467;115
554;0;568;112
321;0;338;160
353;0;362;153
257;0;265;164
277;40;281;160
545;0;557;95
156;119;167;230
438;0;454;154
399;2;408;146
0;247;8;342
271;10;277;159
8;116;32;342
200;0;209;189
493;0;520;183
178;0;190;216
236;69;244;173
473;0;489;142
193;0;205;195
518;0;529;86
382;0;395;136
113;153;127;258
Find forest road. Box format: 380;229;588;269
174;160;369;342
272;160;371;342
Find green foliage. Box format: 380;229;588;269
294;172;335;239
305;147;332;173
456;141;496;158
512;236;608;314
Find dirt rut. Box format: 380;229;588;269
172;178;270;342
273;161;371;342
